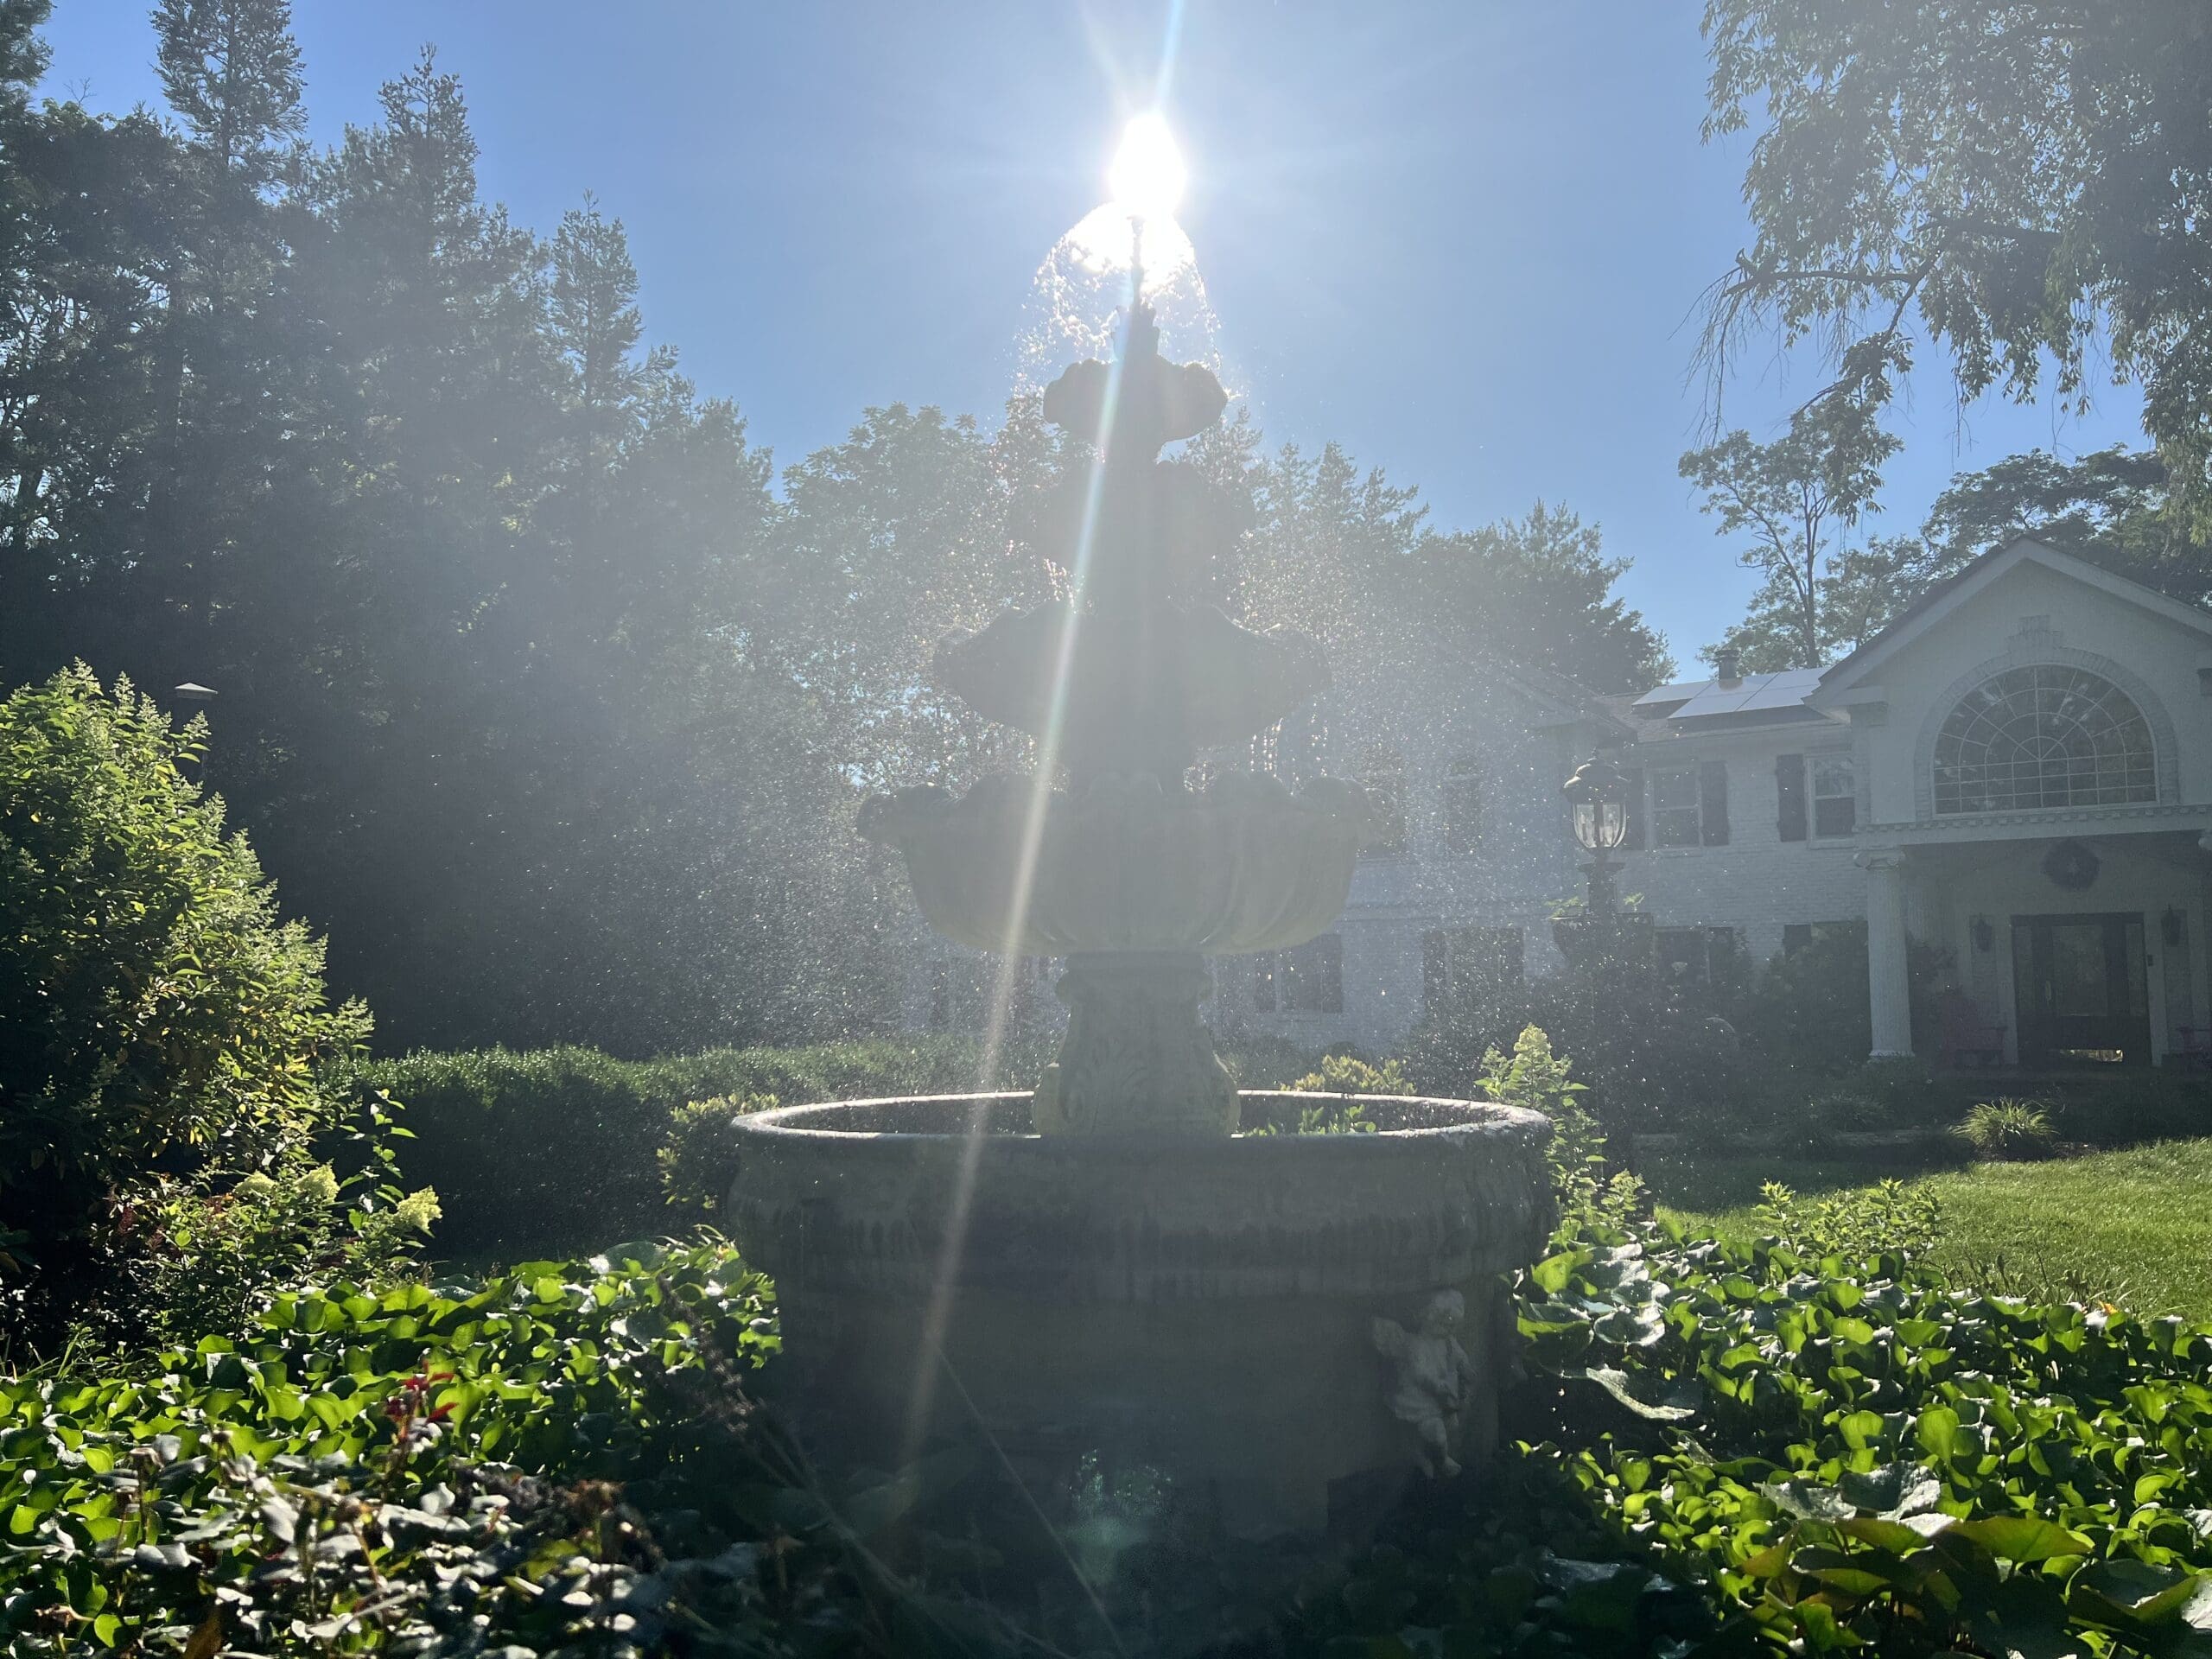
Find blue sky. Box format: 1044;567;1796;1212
36;2;2142;664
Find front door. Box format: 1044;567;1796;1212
2012;913;2152;1066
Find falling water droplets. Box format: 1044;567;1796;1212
1016;207;1226;395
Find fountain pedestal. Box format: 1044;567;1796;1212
1033;952;1235;1135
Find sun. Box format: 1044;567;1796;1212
1108;111;1187;222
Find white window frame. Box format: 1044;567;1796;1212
1808;753;1856;840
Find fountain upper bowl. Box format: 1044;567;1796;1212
859;772;1364;956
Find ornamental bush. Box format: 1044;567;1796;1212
0;668;374;1351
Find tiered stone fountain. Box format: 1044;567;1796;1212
725;296;1553;1535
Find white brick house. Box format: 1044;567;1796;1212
1221;537;2212;1069
1207;645;1596;1052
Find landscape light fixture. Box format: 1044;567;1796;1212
1563;747;1631;915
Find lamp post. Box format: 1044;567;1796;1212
1563;748;1631;917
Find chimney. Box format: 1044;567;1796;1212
1715;648;1742;687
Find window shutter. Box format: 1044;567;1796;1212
1620;766;1646;850
1777;753;1808;842
1699;760;1730;845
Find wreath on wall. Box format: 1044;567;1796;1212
2042;839;2101;891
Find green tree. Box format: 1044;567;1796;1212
1414;501;1672;692
152;0;303;187
0;6;175;644
1921;446;2209;607
1681;391;1901;669
1700;1;2212;526
138;0;307;650
550;194;649;483
779;401;1057;794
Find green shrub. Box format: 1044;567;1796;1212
118;1095;442;1351
1805;1087;1887;1134
1246;1099;1378;1135
1856;1052;1942;1120
1480;1025;1642;1227
658;1092;778;1212
1287;1053;1410;1095
340;1030;1323;1261
0;667;372;1351
1952;1096;2058;1160
2031;1071;2212;1146
1750;1177;1942;1260
1773;1084;1893;1154
1742;922;1871;1071
1405;951;1754;1136
1217;1032;1329;1089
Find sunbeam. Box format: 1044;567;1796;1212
899;231;1138;1470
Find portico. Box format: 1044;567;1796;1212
1858;825;2212;1067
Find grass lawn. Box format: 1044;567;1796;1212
1642;1136;2212;1320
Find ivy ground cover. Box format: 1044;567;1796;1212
1292;1187;2212;1657
8;1205;2212;1656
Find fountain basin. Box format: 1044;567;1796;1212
724;1091;1553;1535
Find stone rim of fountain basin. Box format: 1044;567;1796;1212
725;1090;1555;1535
727;1091;1553;1294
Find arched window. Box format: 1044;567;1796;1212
1358;744;1406;856
1933;665;2155;814
1440;758;1484;854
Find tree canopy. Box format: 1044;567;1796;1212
1700;1;2212;526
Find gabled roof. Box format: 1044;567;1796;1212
1810;537;2212;707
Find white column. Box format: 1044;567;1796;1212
1859;849;1913;1058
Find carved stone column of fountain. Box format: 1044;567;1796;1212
727;294;1554;1536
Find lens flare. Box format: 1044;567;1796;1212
1108;111;1186;222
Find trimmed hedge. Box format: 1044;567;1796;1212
342;1032;1321;1259
334;1036;1047;1259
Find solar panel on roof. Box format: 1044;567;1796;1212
1664;668;1825;721
1630;668;1830;718
1631;679;1709;709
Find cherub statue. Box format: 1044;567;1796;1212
1372;1289;1480;1478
